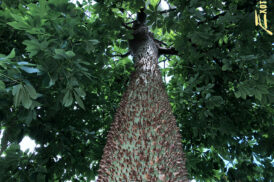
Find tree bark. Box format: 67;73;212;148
97;20;188;182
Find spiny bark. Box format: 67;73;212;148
97;15;188;182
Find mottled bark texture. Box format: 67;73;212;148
97;12;188;182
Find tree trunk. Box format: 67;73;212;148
97;19;188;182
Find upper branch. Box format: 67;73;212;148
109;52;130;58
158;47;178;55
159;8;177;14
197;12;226;26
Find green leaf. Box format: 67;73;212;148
21;87;32;109
239;88;246;99
205;93;211;99
150;0;160;7
254;90;262;101
23;39;40;57
74;87;86;97
49;73;58;87
88;39;99;45
222;64;231;71
20;66;40;73
66;51;76;58
24;84;38;99
7;48;16;59
62;90;73;107
74;91;85;110
218;39;223;46
54;49;67;59
223;35;228;44
0;80;5;90
0;49;15;65
12;84;21;96
13;84;23;107
234;91;241;98
7;21;30;30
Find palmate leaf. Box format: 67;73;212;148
23;39;41;57
11;83;38;108
7;21;31;31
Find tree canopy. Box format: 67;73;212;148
0;0;273;181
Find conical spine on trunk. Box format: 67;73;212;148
97;9;188;182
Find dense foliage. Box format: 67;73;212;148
0;0;273;181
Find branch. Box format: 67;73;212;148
110;51;130;58
156;0;162;10
163;55;171;62
159;8;177;14
197;12;226;25
122;22;134;30
158;47;178;55
125;20;136;25
154;38;168;47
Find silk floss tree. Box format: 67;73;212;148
97;8;189;181
1;0;273;181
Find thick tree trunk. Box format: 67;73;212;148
97;22;188;181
